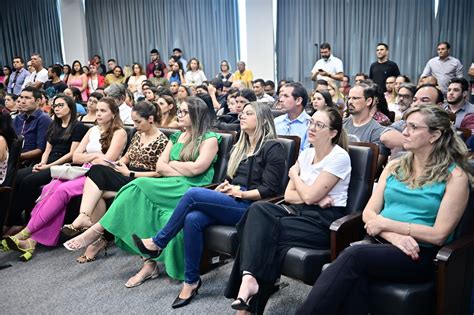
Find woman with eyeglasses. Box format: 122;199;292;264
2;95;88;248
133;102;286;308
225;107;351;314
64;97;220;286
296;105;471;314
5;97;127;261
78;92;103;123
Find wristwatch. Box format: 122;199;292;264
129;172;135;178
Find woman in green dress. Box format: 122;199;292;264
64;96;221;285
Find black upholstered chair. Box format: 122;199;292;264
330;167;474;315
0;135;24;233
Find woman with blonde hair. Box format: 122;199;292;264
133;102;286;308
297;105;471;314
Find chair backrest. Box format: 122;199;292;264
212;132;235;183
276;136;299;189
159;127;181;139
345;143;378;214
2;135;24;187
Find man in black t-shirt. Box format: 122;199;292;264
43;64;67;99
369;43;400;92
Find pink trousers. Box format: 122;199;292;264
27;176;86;246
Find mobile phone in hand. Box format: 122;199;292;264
103;159;117;167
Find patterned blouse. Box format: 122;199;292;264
127;131;169;171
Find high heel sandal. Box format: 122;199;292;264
5;237;36;262
63;226;103;251
231;272;258;311
76;236;108;263
1;239;11;252
61;212;93;237
132;234;161;258
125;260;160;288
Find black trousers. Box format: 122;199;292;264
7;167;52;226
86;164;134;191
225;201;345;314
295;243;438;315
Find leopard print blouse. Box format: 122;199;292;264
127;132;169;171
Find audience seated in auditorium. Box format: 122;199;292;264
4;94;19;118
166;61;186;86
296;105;471;314
327;80;345;111
0;111;17;186
62;101;168;263
149;63;169;88
64;97;219;286
104;65;125;87
252;79;274;103
146;49;167;79
225;107;350;314
5;97;127;261
133;102;285;309
43;64;68;100
354;73;368;84
127;63;147;96
384;76;397;104
215;88;256;131
172;48;188;70
371;83;392;126
274;82;311;151
13;87;51;164
79;92;102;123
87;61;105;95
4;95;87;238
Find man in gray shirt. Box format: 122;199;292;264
420;42;463;94
344;83;389;171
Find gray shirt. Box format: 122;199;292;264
344;117;389;156
443;101;474;128
421;56;463;94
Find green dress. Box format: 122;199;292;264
100;131;221;280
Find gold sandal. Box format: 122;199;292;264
76;236;108;263
61;212;93;237
125;261;159;288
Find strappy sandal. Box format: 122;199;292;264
63;226;103;251
61;212;93;237
125;261;160;288
231;272;258;311
5;237;36;262
76;236;108;263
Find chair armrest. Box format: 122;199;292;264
329;212;364;260
265;195;285;204
435;235;474;315
0;187;12;193
203;183;219;190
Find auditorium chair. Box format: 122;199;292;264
327;165;474;315
201;136;301;271
0;135;24;234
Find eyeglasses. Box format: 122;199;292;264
308;120;329;130
177;109;189;117
398;93;412;100
52;103;66;109
404;122;430;133
238;110;255;120
88;99;98;104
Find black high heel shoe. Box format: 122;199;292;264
171;279;202;309
231;272;258;311
132;234;161;258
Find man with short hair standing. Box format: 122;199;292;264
43;64;68;99
274;82;311;151
7;56;30;96
146;49;167;78
13;86;51;163
420;41;463;94
369;43;400;92
311;43;344;82
22;53;48;90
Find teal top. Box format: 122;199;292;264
380;164;456;245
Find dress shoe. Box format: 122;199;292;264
171;279;202;309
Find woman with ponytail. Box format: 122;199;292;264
297;105;471;314
225;106;351;314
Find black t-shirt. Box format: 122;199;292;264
47;122;88;163
43;80;68;99
369;60;400;92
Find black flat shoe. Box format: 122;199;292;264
132;234;161;258
171;279;202;309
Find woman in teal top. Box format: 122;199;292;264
64;97;221;284
297;105;472;314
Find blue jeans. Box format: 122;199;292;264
152;187;252;284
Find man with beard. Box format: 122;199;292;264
311;42;344;82
43;64;67;99
7;56;30;96
146;49;167;78
444;78;474;128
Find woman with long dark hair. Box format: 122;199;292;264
67;60;88;102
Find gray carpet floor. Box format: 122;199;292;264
0;241;312;314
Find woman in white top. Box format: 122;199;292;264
225;107;351;314
184;58;207;87
127;63;147;95
5;97;127;261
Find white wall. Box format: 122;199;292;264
244;0;275;81
60;0;88;65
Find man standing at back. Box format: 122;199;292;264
369;43;400;92
234;61;253;88
146;49;167;78
311;43;344;82
7;56;30;96
274;82;311;151
22;53;48;90
420;41;463;94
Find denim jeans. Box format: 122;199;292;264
152;187;252;284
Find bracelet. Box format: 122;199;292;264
407;223;411;236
